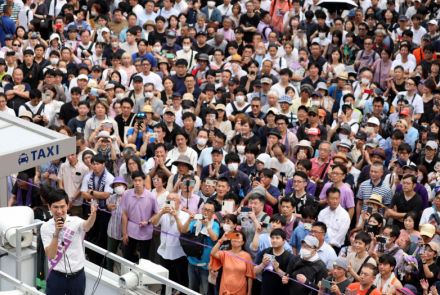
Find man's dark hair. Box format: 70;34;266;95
384;224;400;239
326;186;340;198
261;168;274;179
294;171;308;181
270;228;287;240
225;152;240;164
378;254;397;268
120;97;134;107
71;86;81;95
47;188;70;206
312;221;327;233
30;89;42;99
270;213;287;226
131;171;145;180
280;197;296;208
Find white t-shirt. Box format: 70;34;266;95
157;210;189;260
0;107;16;117
392;91;424;115
41;216;86;273
136;72;164;92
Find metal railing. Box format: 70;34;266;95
0;270;45;295
84;241;201;295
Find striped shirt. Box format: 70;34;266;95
106;193;123;240
357;179;393;210
0;3;22;22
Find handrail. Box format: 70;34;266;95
84;241;201;295
0;270;45;295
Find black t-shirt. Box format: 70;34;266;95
114;113;136;142
255;248;293;295
239;13;260;42
59;102;79;126
11;183;41;208
390;192;423;228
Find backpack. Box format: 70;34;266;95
180;231;205;259
231;102;250;116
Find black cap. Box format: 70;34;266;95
132;75;143;83
91;65;102;72
268;129;282;139
355;131;367;141
196;31;207;37
211;148;223;154
5;51;15;56
173;92;182;97
228;77;239;84
4;34;12;40
175;59;188;67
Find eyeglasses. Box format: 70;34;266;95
251;104;260;108
12;44;20;47
202;208;214;213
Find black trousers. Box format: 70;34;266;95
85;210;110;265
46;269;85;295
160;255;189;287
122;237;151;263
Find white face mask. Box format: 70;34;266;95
116;93;124;100
207;1;216;8
50;57;59;65
91;10;97;16
183;45;191;52
256;48;265;55
145;92;154;98
361;78;370;85
197;137;208;146
237;145;245;154
153;46;161;53
228;163;239;172
222;224;232;232
365;126;375;135
311;100;320;106
236;95;246;104
114;186;126;195
111;41;119;48
342;90;350;96
42;94;52;103
299;248;313;260
318;32;326;39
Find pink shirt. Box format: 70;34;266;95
120;188;159;240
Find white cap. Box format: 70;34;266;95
426;140;438;150
49;33;60;42
429;19;438;26
367;117;380;126
256;153;271;165
77;74;88;80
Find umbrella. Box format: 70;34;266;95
317;0;358;11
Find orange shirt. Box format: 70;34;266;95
413;47;438;65
217;250;255;295
346;282;381;295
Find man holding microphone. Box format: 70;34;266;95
40;188;98;295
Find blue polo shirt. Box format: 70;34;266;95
187;220;220;270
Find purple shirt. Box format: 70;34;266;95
319;182;355;209
120;188;159;240
180;193;201;214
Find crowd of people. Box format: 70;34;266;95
3;0;440;294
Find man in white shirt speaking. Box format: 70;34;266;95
41;188;98;295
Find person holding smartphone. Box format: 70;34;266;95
319;257;351;295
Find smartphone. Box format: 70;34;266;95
166;53;175;59
165;200;175;208
222;200;234;214
410;235;420;244
321;279;332;290
264;254;275;261
241;207;252;213
226;232;240;240
366;206;373;214
261;222;269;228
149;132;157;143
194;214;203;220
57;217;65;224
90;87;99;97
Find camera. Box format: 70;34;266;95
376;236;387;244
365;224;380;236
